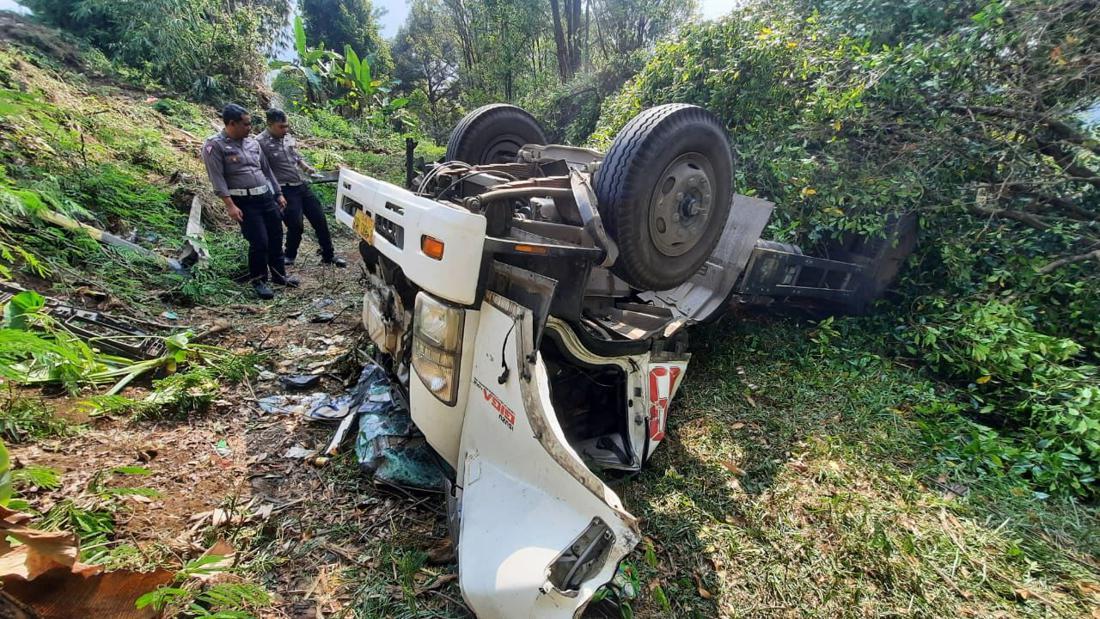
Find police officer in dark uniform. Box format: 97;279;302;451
257;109;347;268
202;104;299;299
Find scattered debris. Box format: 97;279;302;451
283;445;317;460
1;282;168;360
257;370;277;381
304;393;353;422
177;195;210;267
257;393;327;415
213;440;231;458
159;310;178;321
281;374;322;391
351;365;445;491
310;312;335;324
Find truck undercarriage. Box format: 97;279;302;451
333;103;915;617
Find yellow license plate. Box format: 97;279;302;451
353;210;375;245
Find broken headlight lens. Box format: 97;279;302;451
412;293;464;405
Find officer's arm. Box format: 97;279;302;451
291;142;317;174
259;150;282;197
202;142;231;199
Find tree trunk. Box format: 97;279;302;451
550;0;571;81
567;0;582;75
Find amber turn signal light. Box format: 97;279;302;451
421;235;445;260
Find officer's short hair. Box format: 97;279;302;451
221;103;249;124
266;109;288;124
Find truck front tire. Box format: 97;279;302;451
446;104;547;165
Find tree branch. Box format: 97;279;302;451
968;203;1052;230
1036;246;1100;275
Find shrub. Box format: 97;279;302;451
23;0;271;103
594;0;1100;496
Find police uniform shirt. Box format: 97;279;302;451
201;131;281;198
256;129;308;186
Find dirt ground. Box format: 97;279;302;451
9;228;468;618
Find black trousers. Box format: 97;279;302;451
236;193;286;283
282;184;334;261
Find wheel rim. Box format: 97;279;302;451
479;133;526;164
648;152;716;257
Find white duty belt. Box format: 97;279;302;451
227;185;271;197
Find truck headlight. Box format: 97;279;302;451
412;293;464;405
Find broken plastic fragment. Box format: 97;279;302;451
304;393;353;422
281;374;322;390
283;445;317;459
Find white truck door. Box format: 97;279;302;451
455;292;640;618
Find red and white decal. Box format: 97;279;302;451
647;365;684;441
473;377;515;431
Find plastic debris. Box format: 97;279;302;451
160;310;178;320
351;364;446;491
283;445;317;459
281;374;322;390
257;393;326;415
213;440;231;457
304;393;353;422
257;370;277;381
310;312;335;323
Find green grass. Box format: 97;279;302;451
611;316;1099;617
0;392;77;442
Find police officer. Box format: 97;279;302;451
202;104;299;299
257;109;347;268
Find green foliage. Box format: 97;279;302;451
594;0;1100;497
906;301;1099;495
0;393;75;443
23;0;272;103
391;0;463;142
272;15;407;127
150;98;209;134
136;553;271;618
11;464;62;491
69;164;178;237
0;438;10;507
0;291;249;397
271;15;343;108
300;0;393;75
523;53;645;144
39;465;156;563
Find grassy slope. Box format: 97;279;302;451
617;316;1099;617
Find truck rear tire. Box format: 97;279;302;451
595;104;733;290
446;104;547;165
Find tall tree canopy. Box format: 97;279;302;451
300;0;393;74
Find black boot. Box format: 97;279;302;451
272;273;300;288
322;256;347;268
253;281;275;299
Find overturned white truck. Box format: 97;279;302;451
334;103;915;617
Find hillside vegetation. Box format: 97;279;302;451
0;1;1097;618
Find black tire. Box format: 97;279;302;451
595;104;733;290
445;104;547;165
